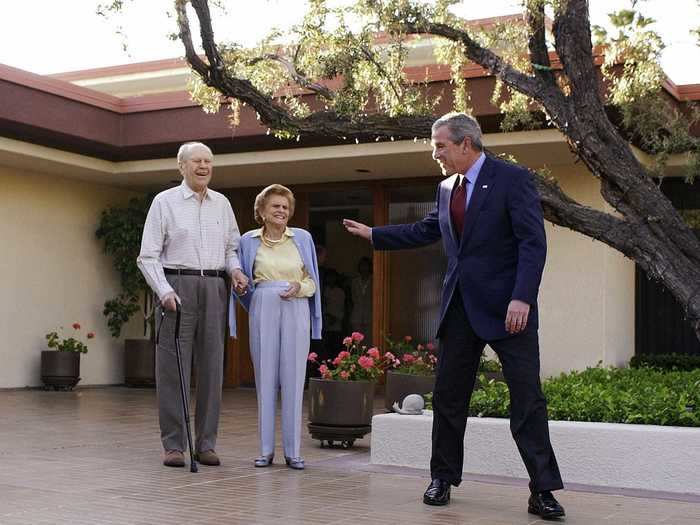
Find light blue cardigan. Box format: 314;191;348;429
228;227;322;339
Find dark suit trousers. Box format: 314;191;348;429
431;288;563;492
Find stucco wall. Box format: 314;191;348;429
537;165;635;377
0;166;142;388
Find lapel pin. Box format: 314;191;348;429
482;185;488;189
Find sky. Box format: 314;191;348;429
0;0;698;84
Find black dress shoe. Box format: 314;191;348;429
423;479;451;506
528;491;565;520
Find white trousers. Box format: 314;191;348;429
249;281;310;458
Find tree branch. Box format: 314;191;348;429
247;54;335;100
551;0;602;106
525;2;557;87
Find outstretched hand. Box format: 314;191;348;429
343;219;372;240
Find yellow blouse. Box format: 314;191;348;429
252;228;316;298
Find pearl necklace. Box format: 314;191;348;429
261;229;285;247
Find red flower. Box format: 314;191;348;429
340;371;350;380
343;336;353;346
367;347;380;359
307;352;318;362
86;332;95;339
426;342;436;351
351;332;365;342
358;356;375;370
72;323;81;330
402;353;416;364
319;364;329;375
404;335;412;342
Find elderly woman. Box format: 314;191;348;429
231;184;321;470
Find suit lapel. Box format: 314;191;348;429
459;156;496;248
439;175;459;251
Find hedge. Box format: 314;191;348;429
629;353;700;371
425;367;700;427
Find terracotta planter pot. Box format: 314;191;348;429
41;351;81;390
385;370;436;412
308;378;375;427
124;339;156;387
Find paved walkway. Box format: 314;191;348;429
0;387;698;524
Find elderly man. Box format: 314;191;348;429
344;113;565;518
137;142;248;468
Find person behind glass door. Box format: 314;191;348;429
322;268;346;358
350;256;373;341
231;184;321;470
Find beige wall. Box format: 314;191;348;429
537;165;635;378
0;166;142;388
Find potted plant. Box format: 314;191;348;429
307;332;391;448
96;196;156;386
383;336;437;411
41;323;93;390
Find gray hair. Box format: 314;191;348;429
431;112;483;151
177;142;213;163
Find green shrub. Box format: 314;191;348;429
425;367;700;427
629;353;700;371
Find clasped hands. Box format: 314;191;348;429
232;268;249;295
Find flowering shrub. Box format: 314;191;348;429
45;323;94;354
308;332;390;381
384;336;438;376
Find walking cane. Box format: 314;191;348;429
174;303;198;473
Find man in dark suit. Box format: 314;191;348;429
343;113;565;519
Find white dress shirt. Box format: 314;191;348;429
137;181;241;300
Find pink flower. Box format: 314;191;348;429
426;342;436;351
351;364;356;371
402;353;416;364
338;351;351;360
351;332;365;342
367;347;380;359
429;354;438;364
340;371;350;380
404;335;412;342
358;356;375;370
307;352;318;362
332;356;341;366
319;364;329;375
343;336;353;346
86;332;95;339
72;323;81;330
417;344;424;351
384;351;396;362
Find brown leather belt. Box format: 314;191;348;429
164;268;226;278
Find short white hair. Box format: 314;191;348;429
177;142;213;163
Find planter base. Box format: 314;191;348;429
308;423;371;449
41;376;80;391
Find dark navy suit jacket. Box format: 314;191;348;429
372;155;546;341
